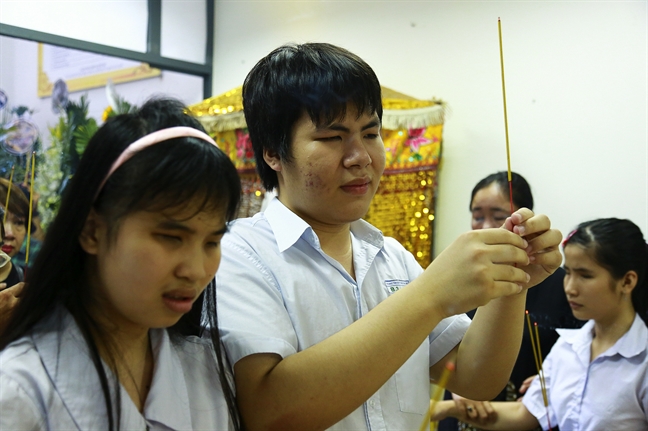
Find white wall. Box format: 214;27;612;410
0;35;204;144
212;0;648;257
0;0;207;148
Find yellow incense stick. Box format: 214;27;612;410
525;311;542;373
534;323;549;406
419;361;455;431
25;152;35;267
3;165;15;225
498;17;515;214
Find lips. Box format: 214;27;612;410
341;177;371;195
568;301;583;310
162;289;197;314
1;245;13;254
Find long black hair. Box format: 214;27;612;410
0;97;241;430
563;218;648;324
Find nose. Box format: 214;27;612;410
563;274;577;297
343;135;372;168
176;247;210;283
482;217;498;229
4;223;15;239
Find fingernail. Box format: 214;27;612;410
529;255;536;262
526;273;531;282
517;226;526;236
522;239;528;248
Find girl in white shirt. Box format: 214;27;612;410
0;98;242;430
433;217;648;431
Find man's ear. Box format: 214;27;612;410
263;148;282;172
79;209;104;255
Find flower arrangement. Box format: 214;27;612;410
36;80;135;229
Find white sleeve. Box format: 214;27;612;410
522;354;556;431
217;234;299;366
0;373;45;431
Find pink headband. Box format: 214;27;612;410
97;126;218;194
562;228;577;248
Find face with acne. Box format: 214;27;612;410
263;104;386;229
79;201;227;334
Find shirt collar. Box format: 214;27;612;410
557;313;648;359
142;329;193;429
264;197;384;252
33;307;193;430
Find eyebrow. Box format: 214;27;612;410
471;206;509;213
564;265;594;274
317;118;381;133
157;220;228;236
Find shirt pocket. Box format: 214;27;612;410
394;341;429;414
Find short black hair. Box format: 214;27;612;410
469;171;534;211
242;43;383;190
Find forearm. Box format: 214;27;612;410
449;291;527;400
467;401;540;430
236;276;447;431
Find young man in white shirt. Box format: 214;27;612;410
216;42;563;431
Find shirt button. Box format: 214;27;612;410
369;400;375;408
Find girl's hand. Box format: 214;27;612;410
451;393;496;425
517;375;538;400
0;282;25;334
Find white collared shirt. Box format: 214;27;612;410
0;307;234;430
523;314;648;431
217;197;469;431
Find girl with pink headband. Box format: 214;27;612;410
0;98;241;430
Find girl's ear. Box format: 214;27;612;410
621;270;639;295
79;209;104;255
263;148;282;172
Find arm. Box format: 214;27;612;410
431;210;562;400
432;399;540;431
233;210;561;431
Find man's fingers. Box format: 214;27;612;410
526;229;562;254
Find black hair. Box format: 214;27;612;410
469;171;534;211
563;218;648;324
242;42;383;190
0;97;241;430
0;178;31;227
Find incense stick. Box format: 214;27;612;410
534;322;552;430
25;152;35;270
420;361;455;431
498;18;515;214
3;165;15;225
526;311;553;430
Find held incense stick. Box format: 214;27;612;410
25;152;36;270
3;165;15;225
534;323;551;421
419;361;455;431
526;311;553;430
498;17;515;214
